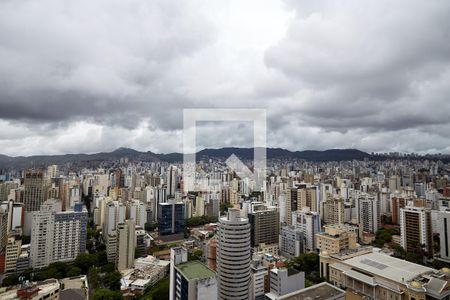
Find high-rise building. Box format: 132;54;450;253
316;224;358;255
292;208;320;252
102;200;126;262
437;209;450;262
357;195;380;236
128;200;147;228
169;247;217;300
30;200;87;268
248;205;279;248
279;225;304;258
391;197;406;225
116;219;136;271
0;208;8;254
8;202;24;233
278;193;287;224
322;196;344;225
53;203;88;263
400;205;433;257
47;165;59;179
24;171;47;212
286;188;298;225
389;175;401;192
286;185;318;225
0;181;18;203
29;200;59;268
415;182;426;198
167;166;178;198
4;237;21;273
158;201;185;235
217;209;251;300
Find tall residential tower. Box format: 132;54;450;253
217;209;251;300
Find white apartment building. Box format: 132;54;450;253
30;200;88;268
292;208;320;252
217;209;251;300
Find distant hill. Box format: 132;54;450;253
196;147;369;161
0;147;371;170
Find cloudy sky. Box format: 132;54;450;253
1;0;449;156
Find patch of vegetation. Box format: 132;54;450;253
372;227;399;247
2;251;113;290
92;289;123;300
185;215;218;227
138;276;170;300
286;253;325;286
145;222;158;232
188;249;203;261
393;243;430;265
220;203;233;213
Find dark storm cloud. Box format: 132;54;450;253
1;0;450;155
0;0;214;129
265;0;450;134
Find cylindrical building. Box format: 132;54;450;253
217;208;251;300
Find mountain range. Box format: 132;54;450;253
0;147;446;170
0;147;370;169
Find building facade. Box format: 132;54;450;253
437;209;450;262
248;206;279;248
30;200;87;268
158;202;185;235
217;209;251;300
400;205;433;257
292;208;320;252
316;224;358;255
279;225;304;258
24;171;47;212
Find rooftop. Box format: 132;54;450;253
342;252;433;284
176;261;216;280
268;282;345;300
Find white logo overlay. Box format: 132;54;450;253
183;109;267;193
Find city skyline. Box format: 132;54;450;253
2;1;450;299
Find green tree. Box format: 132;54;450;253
145;222;158;232
220;203;233;213
66;266;82;277
393;245;406;259
86;239;94;253
188;249;203;261
287;253;322;285
101;262;116;273
2;274;19;287
185;216;218;227
103;271;122;290
87;227;101;240
138;277;170;300
41;267;62;279
87;267;100;290
74;253;96;273
372;227;400;247
92;289;123;300
95;250;108;267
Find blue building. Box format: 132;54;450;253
158;202;185;235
